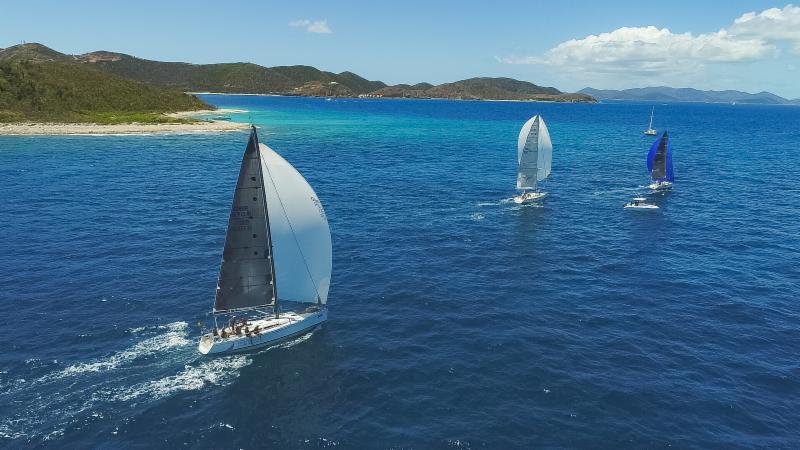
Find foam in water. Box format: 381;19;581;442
0;321;200;441
113;355;251;402
57;322;190;378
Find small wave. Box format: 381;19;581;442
112;355;251;402
275;328;317;349
591;187;642;196
471;213;485;221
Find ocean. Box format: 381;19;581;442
1;95;799;448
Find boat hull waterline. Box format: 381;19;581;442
649;181;673;190
624;203;659;210
199;309;327;355
513;191;547;204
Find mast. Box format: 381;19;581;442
255;127;280;319
648;107;654;129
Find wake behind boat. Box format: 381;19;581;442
199;126;332;355
514;115;552;204
647;131;674;190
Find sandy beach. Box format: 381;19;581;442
0;109;251;136
0;121;250;135
166;108;249;119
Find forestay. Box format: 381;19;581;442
516;115;552;190
214;129;276;312
260;144;332;304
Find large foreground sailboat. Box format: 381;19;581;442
513;115;552;204
647;131;674;190
199;127;332;355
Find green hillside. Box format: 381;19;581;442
75;51;387;95
372;77;595;102
0;43;596;114
0;60;209;123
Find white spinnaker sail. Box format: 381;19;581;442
537;117;552;182
516;115;552;190
260;144;332;304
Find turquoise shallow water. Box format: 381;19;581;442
1;96;799;448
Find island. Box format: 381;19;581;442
0;44;248;135
1;43;596;103
0;43;597;135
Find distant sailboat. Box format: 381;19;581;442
644;107;657;135
647;131;674;190
198;126;332;355
513;115;552;204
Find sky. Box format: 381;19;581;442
2;0;800;98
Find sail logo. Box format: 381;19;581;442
311;196;326;220
230;206;252;231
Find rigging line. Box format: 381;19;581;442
261;148;324;303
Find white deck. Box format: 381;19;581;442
649;181;673;190
513;191;547;204
624;202;659;210
198;308;327;355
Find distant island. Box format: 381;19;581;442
580;86;800;105
0;43;595;111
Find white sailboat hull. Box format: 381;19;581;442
513;191;547;204
198;309;327;355
624;203;659;210
649;181;673;190
644;129;657;135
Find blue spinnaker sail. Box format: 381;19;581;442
647;131;673;182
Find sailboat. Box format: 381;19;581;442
624;197;659;210
647;131;674;190
198;126;332;355
513;115;552;204
643;107;657;135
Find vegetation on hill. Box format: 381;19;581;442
0;60;209;123
73;51;387;96
0;43;69;62
0;43;597;114
373;78;595;102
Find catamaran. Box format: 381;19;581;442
199;126;332;355
513;115;552;204
647;131;674;190
644;107;657;135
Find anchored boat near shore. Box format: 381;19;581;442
198;126;332;355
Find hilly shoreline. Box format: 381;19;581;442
0;43;595;104
580;86;800;105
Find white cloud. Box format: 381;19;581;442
289;19;332;34
498;4;800;81
730;5;800;52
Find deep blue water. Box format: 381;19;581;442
1;96;799;448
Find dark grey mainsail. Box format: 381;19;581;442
647;131;672;182
214;127;276;312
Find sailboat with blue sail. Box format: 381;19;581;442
647;131;674;190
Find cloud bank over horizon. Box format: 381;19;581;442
499;4;800;92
